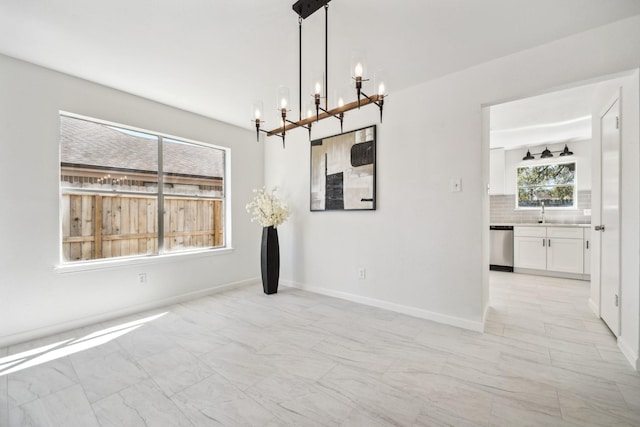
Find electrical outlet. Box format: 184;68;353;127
358;267;366;280
138;273;147;284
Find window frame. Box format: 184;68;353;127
58;111;231;267
515;159;577;210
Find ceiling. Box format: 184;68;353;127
489;83;599;150
1;0;639;131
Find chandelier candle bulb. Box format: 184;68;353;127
351;51;367;79
252;100;263;120
276;86;290;145
350;50;368;107
306;107;314;138
251;100;264;142
373;71;387;122
334;85;348;109
277;85;290;111
353;62;365;107
354;63;363;78
313;76;325;120
374;70;387;96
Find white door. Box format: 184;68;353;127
599;96;621;336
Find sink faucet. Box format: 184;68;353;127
540;201;545;224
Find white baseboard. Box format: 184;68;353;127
618;336;640;371
282;280;484;332
0;277;259;348
588;298;600;317
514;268;589;281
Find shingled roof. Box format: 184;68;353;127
60;115;224;178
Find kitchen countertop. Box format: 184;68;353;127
491;223;591;228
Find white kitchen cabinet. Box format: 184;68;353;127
514;227;547;270
546;227;584;274
584;228;591;275
514;236;547;269
514;226;588;276
547;237;584;273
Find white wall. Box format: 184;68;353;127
0;54;263;347
266;15;640;364
489;148;506;195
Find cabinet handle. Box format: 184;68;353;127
548;239;551;247
543;238;545;247
586;240;589;249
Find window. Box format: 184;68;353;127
517;161;576;209
60;114;227;263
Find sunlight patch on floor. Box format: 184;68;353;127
0;311;168;376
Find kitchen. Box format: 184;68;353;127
486;69;640;369
489;84;594;281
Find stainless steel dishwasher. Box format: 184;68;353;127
490;225;514;272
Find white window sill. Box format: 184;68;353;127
514;207;578;211
55;247;234;274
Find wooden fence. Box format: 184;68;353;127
61;193;223;262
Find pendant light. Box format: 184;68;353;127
540;147;553;158
522;144;574;160
559;144;574;156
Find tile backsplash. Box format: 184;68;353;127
490;191;591;224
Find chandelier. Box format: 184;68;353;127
251;0;386;146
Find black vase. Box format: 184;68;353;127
261;226;280;294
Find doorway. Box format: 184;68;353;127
484;71;638;363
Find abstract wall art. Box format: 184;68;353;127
310;125;376;211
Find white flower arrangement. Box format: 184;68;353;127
246;187;291;228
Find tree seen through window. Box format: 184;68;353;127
517;162;575;208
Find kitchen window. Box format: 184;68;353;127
517;161;576;209
60;114;227;263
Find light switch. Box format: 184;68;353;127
450;178;462;192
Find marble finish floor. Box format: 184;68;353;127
1;272;639;426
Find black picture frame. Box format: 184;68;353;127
310;125;376;211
